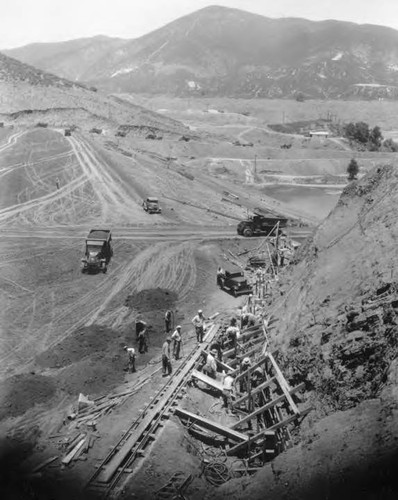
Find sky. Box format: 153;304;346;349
1;0;398;49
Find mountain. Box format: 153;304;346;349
5;5;398;99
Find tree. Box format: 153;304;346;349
347;158;359;181
369;126;383;150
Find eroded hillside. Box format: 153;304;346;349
215;165;398;499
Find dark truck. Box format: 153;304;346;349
142;197;162;214
81;229;113;274
219;270;252;297
237;213;288;237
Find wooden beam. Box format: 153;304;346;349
231;394;286;429
266;352;291;390
275;378;304;415
175;408;248;442
229;342;265;368
227;414;299;456
232;377;277;408
200;350;234;372
191;369;224;392
231;383;303;429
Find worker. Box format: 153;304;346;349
239;357;252;393
124;346;136;373
210;341;222;362
162;337;172;376
203;350;218;379
241;312;258;329
171;325;182;360
138;325;148;354
192;309;206;343
225;318;240;350
216;266;226;287
222;372;235;413
165;310;172;333
135;317;147;340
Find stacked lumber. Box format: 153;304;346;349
61;432;99;465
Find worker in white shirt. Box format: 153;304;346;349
171;325;182;360
203;349;218;379
222;371;235;413
192;309;206;343
124;346;136;373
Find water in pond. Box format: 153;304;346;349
262;184;343;220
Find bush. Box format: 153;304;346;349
343;122;383;151
383;138;398;152
347;158;359;180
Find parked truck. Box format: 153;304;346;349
218;270;252;297
237;213;288;237
81;229;113;273
142;197;162;214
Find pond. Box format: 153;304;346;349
262;184;343;220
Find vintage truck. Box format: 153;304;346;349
218;270;252;297
81;229;113;274
142;197;162;214
237;213;288;237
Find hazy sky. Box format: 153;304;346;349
2;0;398;49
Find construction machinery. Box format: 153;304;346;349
81;229;113;274
142;197;162;214
237;212;288;237
218;270;252;297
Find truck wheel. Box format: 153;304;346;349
243;228;253;237
103;266;107;274
233;288;238;297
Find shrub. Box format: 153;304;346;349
347;158;359;181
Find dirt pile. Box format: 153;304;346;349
0;374;56;420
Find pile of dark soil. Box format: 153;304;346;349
0;374;56;420
36;325;127;369
55;353;125;396
125;288;178;313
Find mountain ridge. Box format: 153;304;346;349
4;5;398;99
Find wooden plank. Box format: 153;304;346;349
266;352;291;390
62;439;86;465
191;369;223;392
200;350;234;372
229;343;266;369
231;394;286;429
175;408;248;442
275;378;305;415
97;324;220;483
227;414;299;456
32;456;58;472
232;377;277;407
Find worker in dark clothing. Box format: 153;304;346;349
124;346;136;373
135;318;147;340
165;310;172;333
138;326;148;354
241;312;258;329
162;337;172;376
216;266;226;287
210;341;222;362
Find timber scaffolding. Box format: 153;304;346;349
84;236;309;497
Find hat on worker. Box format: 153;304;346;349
198;309;203;314
176;325;181;329
123;345;128;350
242;357;251;365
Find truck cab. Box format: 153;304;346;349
142;197;162;214
237;213;288;237
81;229;113;273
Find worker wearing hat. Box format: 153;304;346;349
239;357;252;393
123;345;136;373
171;325;182;360
162;337;172;376
192;309;206;343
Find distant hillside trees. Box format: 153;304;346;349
382;138;398;152
347;158;359;180
343;122;383;151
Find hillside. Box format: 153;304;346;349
214;164;398;499
0;52;189;137
5;5;398;99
